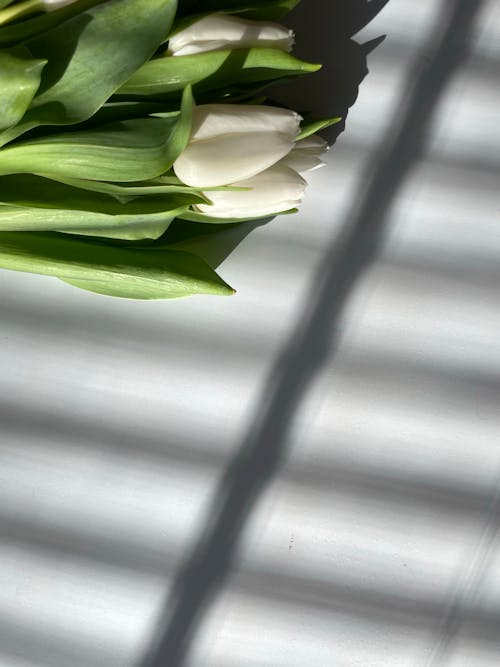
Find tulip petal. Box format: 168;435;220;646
173;103;301;186
174;131;295;187
297;135;329;151
281;151;325;173
190;104;301;141
195;164;306;218
169;14;293;56
281;134;328;173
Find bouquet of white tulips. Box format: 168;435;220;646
0;0;338;299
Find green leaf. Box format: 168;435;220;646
0;86;194;182
0;0;178;146
117;48;319;99
0;46;46;131
0;0;41;26
16;171;240;202
0;204;177;240
42;175;211;200
82;100;179;127
0;231;235;299
176;0;300;20
177;207;298;224
0;174;204;239
0;213;176;239
0;173;204;210
297;116;342;141
234;0;300;20
0;0;104;49
0;100;176;143
0;118;176;180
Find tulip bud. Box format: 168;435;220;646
168;13;294;57
195;165;306;219
173;104;301;188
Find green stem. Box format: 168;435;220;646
0;0;43;26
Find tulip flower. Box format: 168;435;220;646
168;13;294;56
194;139;327;219
173;103;328;219
173;103;302;188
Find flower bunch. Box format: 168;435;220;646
0;0;338;299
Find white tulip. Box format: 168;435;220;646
196;165;306;219
169;14;294;57
173;102;328;220
173;104;301;188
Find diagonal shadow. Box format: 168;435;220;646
270;0;389;143
140;2;485;665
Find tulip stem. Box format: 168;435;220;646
0;0;43;26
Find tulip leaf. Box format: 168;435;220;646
0;174;204;239
117;48;320;99
235;0;301;20
61;220;176;241
0;205;177;240
176;0;300;20
27;172;237;201
297;116;342;141
43;175;211;200
83;100;179;128
0;86;194;182
0;118;177;181
0;0;178;146
0;231;235;299
0;47;46;131
0;0;104;49
177;207;298;224
0;174;204;211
